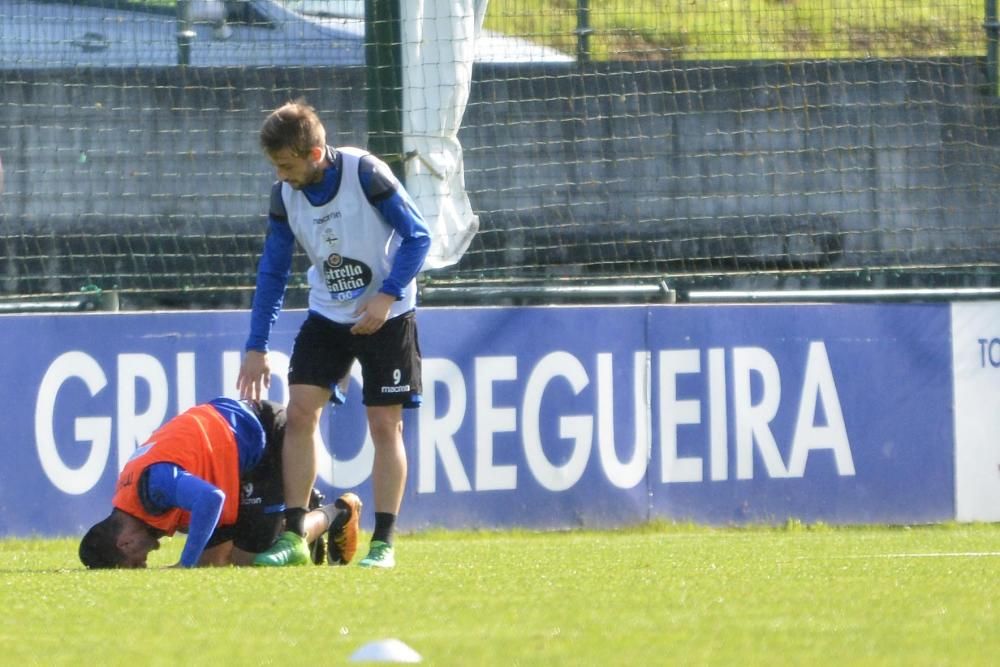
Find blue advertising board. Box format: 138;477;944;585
643;304;954;524
0;302;957;537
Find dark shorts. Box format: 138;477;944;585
207;432;285;553
288;309;422;408
208;464;323;553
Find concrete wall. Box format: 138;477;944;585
0;59;997;301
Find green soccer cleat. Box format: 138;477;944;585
358;540;395;569
253;531;310;567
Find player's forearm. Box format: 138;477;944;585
174;476;226;568
378;194;430;297
381;238;430;297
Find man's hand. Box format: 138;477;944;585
351;292;395;335
237;350;271;400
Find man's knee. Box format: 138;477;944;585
285;400;322;434
366;406;402;445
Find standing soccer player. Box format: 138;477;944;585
238;101;430;568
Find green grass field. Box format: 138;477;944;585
2;522;999;665
129;0;990;59
486;0;986;60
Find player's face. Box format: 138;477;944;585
116;515;161;568
267;147;324;190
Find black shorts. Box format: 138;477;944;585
206;431;285;553
288;309;422;408
205;467;328;554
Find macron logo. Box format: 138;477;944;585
313;211;342;225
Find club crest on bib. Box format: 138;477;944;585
323;229;340;247
324;254;372;301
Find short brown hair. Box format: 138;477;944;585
260;101;326;156
79;510;127;569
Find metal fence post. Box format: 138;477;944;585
576;0;592;63
987;0;999;95
176;0;195;66
365;0;404;181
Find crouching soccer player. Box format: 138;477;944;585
78;397;361;569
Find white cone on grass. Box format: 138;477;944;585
350;638;422;663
